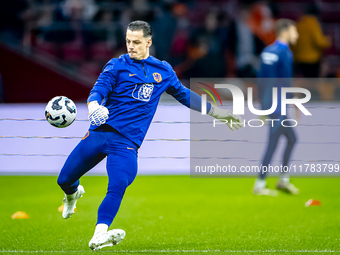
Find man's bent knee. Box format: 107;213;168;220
57;174;74;188
107;178;129;198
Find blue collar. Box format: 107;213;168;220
125;54;151;65
275;40;289;48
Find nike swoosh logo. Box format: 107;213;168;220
127;147;134;150
129;74;137;76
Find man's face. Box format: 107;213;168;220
288;25;299;45
126;29;152;60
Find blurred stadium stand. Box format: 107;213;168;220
0;0;340;175
0;42;91;102
0;0;339;102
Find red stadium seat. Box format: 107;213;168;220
62;41;85;62
35;40;59;58
79;62;101;80
90;42;114;62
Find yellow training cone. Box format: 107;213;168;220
58;204;76;212
58;204;64;212
11;211;29;219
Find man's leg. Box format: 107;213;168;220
282;125;297;169
277;123;299;194
89;142;138;250
97;154;137;225
253;124;281;196
57;131;106;218
260;126;281;179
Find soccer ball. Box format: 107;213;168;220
45;96;77;128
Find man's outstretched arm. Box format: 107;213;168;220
165;73;242;131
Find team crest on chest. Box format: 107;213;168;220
153;73;162;83
132;83;154;102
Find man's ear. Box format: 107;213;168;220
147;38;152;48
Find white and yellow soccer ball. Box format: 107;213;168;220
45;96;77;128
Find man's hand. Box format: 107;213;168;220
208;105;243;131
88;101;109;126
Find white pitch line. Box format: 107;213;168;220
0;250;338;253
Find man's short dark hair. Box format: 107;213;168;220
127;21;152;38
276;19;296;36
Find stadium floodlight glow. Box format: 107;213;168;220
201;84;312;116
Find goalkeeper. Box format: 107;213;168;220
57;20;242;251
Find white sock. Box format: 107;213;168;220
279;177;290;183
279;173;290;183
94;224;108;236
254;179;266;189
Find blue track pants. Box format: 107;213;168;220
57;126;138;226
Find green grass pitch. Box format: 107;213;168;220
0;175;339;254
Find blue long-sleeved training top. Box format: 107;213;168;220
88;53;209;147
257;40;294;118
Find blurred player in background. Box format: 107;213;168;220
253;19;299;196
56;20;242;251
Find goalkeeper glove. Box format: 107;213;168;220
208;105;243;131
88;101;109;126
